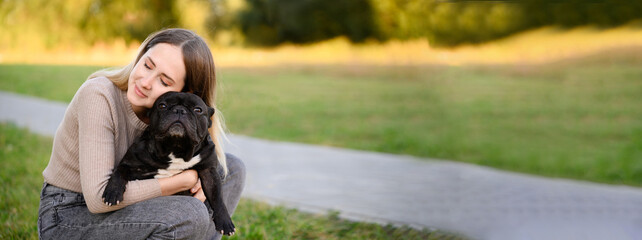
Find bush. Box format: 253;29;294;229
235;0;380;46
231;0;642;47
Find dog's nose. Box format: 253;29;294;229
173;108;187;115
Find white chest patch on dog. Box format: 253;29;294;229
154;153;201;179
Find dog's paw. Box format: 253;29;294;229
214;216;236;236
102;190;123;206
102;182;125;206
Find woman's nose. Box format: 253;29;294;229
140;75;153;89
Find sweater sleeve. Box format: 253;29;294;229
75;83;162;213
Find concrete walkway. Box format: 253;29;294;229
2;90;642;240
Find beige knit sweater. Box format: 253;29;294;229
43;77;162;213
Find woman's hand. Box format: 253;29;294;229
158;169;207;202
190;179;206;202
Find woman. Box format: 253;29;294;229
37;28;245;240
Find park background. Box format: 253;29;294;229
1;0;642;239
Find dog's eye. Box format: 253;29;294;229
193;107;202;113
158;103;167;109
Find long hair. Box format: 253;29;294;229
89;28;229;176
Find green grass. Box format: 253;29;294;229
0;124;52;239
221;63;642;186
1;61;641;186
0;123;463;239
229;199;461;240
0;64;104;102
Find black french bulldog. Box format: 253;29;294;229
102;91;235;236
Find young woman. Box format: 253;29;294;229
37;28;245;240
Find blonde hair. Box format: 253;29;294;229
89;28;229;176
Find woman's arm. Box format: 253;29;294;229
158;169;200;196
158;169;207;202
74;82;162;213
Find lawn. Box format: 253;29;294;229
1;60;641;186
0;123;463;239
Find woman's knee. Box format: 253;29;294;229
220;153;246;216
224;153;246;183
147;196;211;238
162;196;210;221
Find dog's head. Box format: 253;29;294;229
148;92;215;145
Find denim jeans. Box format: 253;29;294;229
38;154;246;240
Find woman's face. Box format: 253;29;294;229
127;43;186;114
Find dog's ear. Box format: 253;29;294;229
207;107;215;128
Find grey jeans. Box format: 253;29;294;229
38;154;246;240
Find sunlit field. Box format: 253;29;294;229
218;62;642;186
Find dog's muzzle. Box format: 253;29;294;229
167;122;186;137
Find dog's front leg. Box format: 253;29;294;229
102;165;128;206
198;167;235;236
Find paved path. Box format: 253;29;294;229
2;90;642;240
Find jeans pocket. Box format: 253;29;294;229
38;193;62;238
40;186;88;227
54;195;92;228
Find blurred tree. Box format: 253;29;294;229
368;0;642;47
0;0;181;50
521;0;642;28
0;0;94;50
79;0;179;43
206;0;244;45
235;0;380;46
2;0;642;50
174;0;212;38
